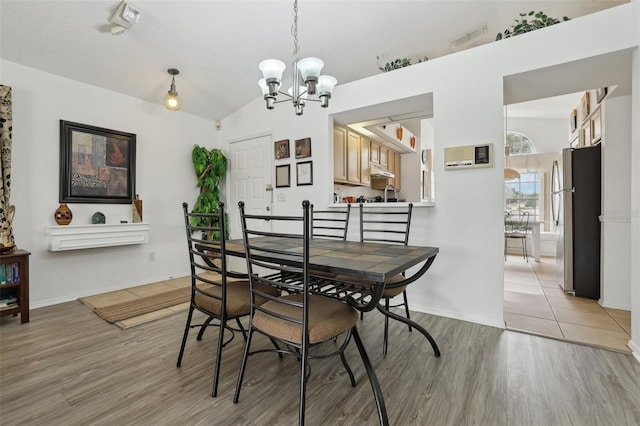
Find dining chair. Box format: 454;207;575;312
177;202;279;397
338;203;414;357
234;200;388;425
310;203;351;240
504;210;530;262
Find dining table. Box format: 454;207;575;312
218;236;440;425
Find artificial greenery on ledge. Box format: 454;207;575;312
496;11;570;40
191;145;229;240
377;55;428;72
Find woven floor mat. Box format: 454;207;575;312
92;287;190;323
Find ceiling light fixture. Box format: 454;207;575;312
258;0;337;116
164;68;182;111
109;1;140;36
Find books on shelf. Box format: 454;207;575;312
0;295;18;310
0;262;20;285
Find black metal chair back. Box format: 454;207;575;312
311;203;351;240
360;203;413;245
234;200;388;425
177;201;250;397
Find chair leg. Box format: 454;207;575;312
383;298;390;357
233;328;254;404
504;237;507;260
176;306;195;367
402;290;412;333
523;238;528;263
235;317;247;342
339;336;357;387
352;327;389;426
299;338;309;425
211;315;227;397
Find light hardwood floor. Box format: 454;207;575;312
2;301;640;425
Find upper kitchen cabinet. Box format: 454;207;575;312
334;126;347;182
360;137;371;186
346;130;361;184
370;142;380;164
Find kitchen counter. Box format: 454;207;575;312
327;201;435;208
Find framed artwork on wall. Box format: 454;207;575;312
569;109;577;132
275;164;290;188
590;108;602;145
296;161;313;186
596;87;608;104
274;139;290;159
579;92;590;121
294;138;311;159
59;120;136;204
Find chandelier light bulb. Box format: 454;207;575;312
164;68;182;111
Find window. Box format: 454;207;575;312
505;172;541;222
504;131;541;223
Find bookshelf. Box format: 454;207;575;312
0;249;30;323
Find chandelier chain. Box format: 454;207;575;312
291;0;299;62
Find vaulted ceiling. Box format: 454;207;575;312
1;1;627;121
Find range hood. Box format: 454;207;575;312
370;162;395;179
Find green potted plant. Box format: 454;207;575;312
496;11;570;40
377;55;428;72
190;145;228;239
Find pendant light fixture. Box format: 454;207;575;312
164;68;182;111
258;0;337;115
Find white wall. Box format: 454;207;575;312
506;117;569;153
629;42;640;362
220;3;640;335
601;95;632;310
1;60;216;307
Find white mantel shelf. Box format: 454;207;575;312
47;223;150;251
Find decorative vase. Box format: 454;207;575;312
132;194;142;223
410;135;416;148
54;203;73;225
396;126;403;140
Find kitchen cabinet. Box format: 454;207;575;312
371;153;402;191
360;137;371;186
394;151;402;190
346;130;361;184
380;147;388;168
370;142;380;164
333;126;347;182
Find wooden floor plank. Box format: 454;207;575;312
2;301;640;425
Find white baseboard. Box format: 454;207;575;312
628;339;640;364
408;303;506;330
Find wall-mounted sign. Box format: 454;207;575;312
444;143;493;170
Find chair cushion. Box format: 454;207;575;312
334;273;407;299
253;294;358;345
195;280;279;318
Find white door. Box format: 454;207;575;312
229;134;273;239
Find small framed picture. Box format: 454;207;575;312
569;109;577;133
274;139;290;159
296;161;313;186
275;164;290;188
294;138;312;159
596;87;608;104
590;108;602;145
579;92;590;121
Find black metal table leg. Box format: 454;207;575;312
352;327;389;426
376;305;441;357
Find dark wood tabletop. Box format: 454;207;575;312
225;237;439;283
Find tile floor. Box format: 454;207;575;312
504;255;632;353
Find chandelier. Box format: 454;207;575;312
258;0;337;115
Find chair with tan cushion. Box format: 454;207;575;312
336;203;414;357
177;202;279;397
234;200;385;425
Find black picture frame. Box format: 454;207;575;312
60;120;136;204
274;139;290;159
275;164;290;188
296;161;313;186
294;138;312;159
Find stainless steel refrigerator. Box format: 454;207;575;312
551;145;601;299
